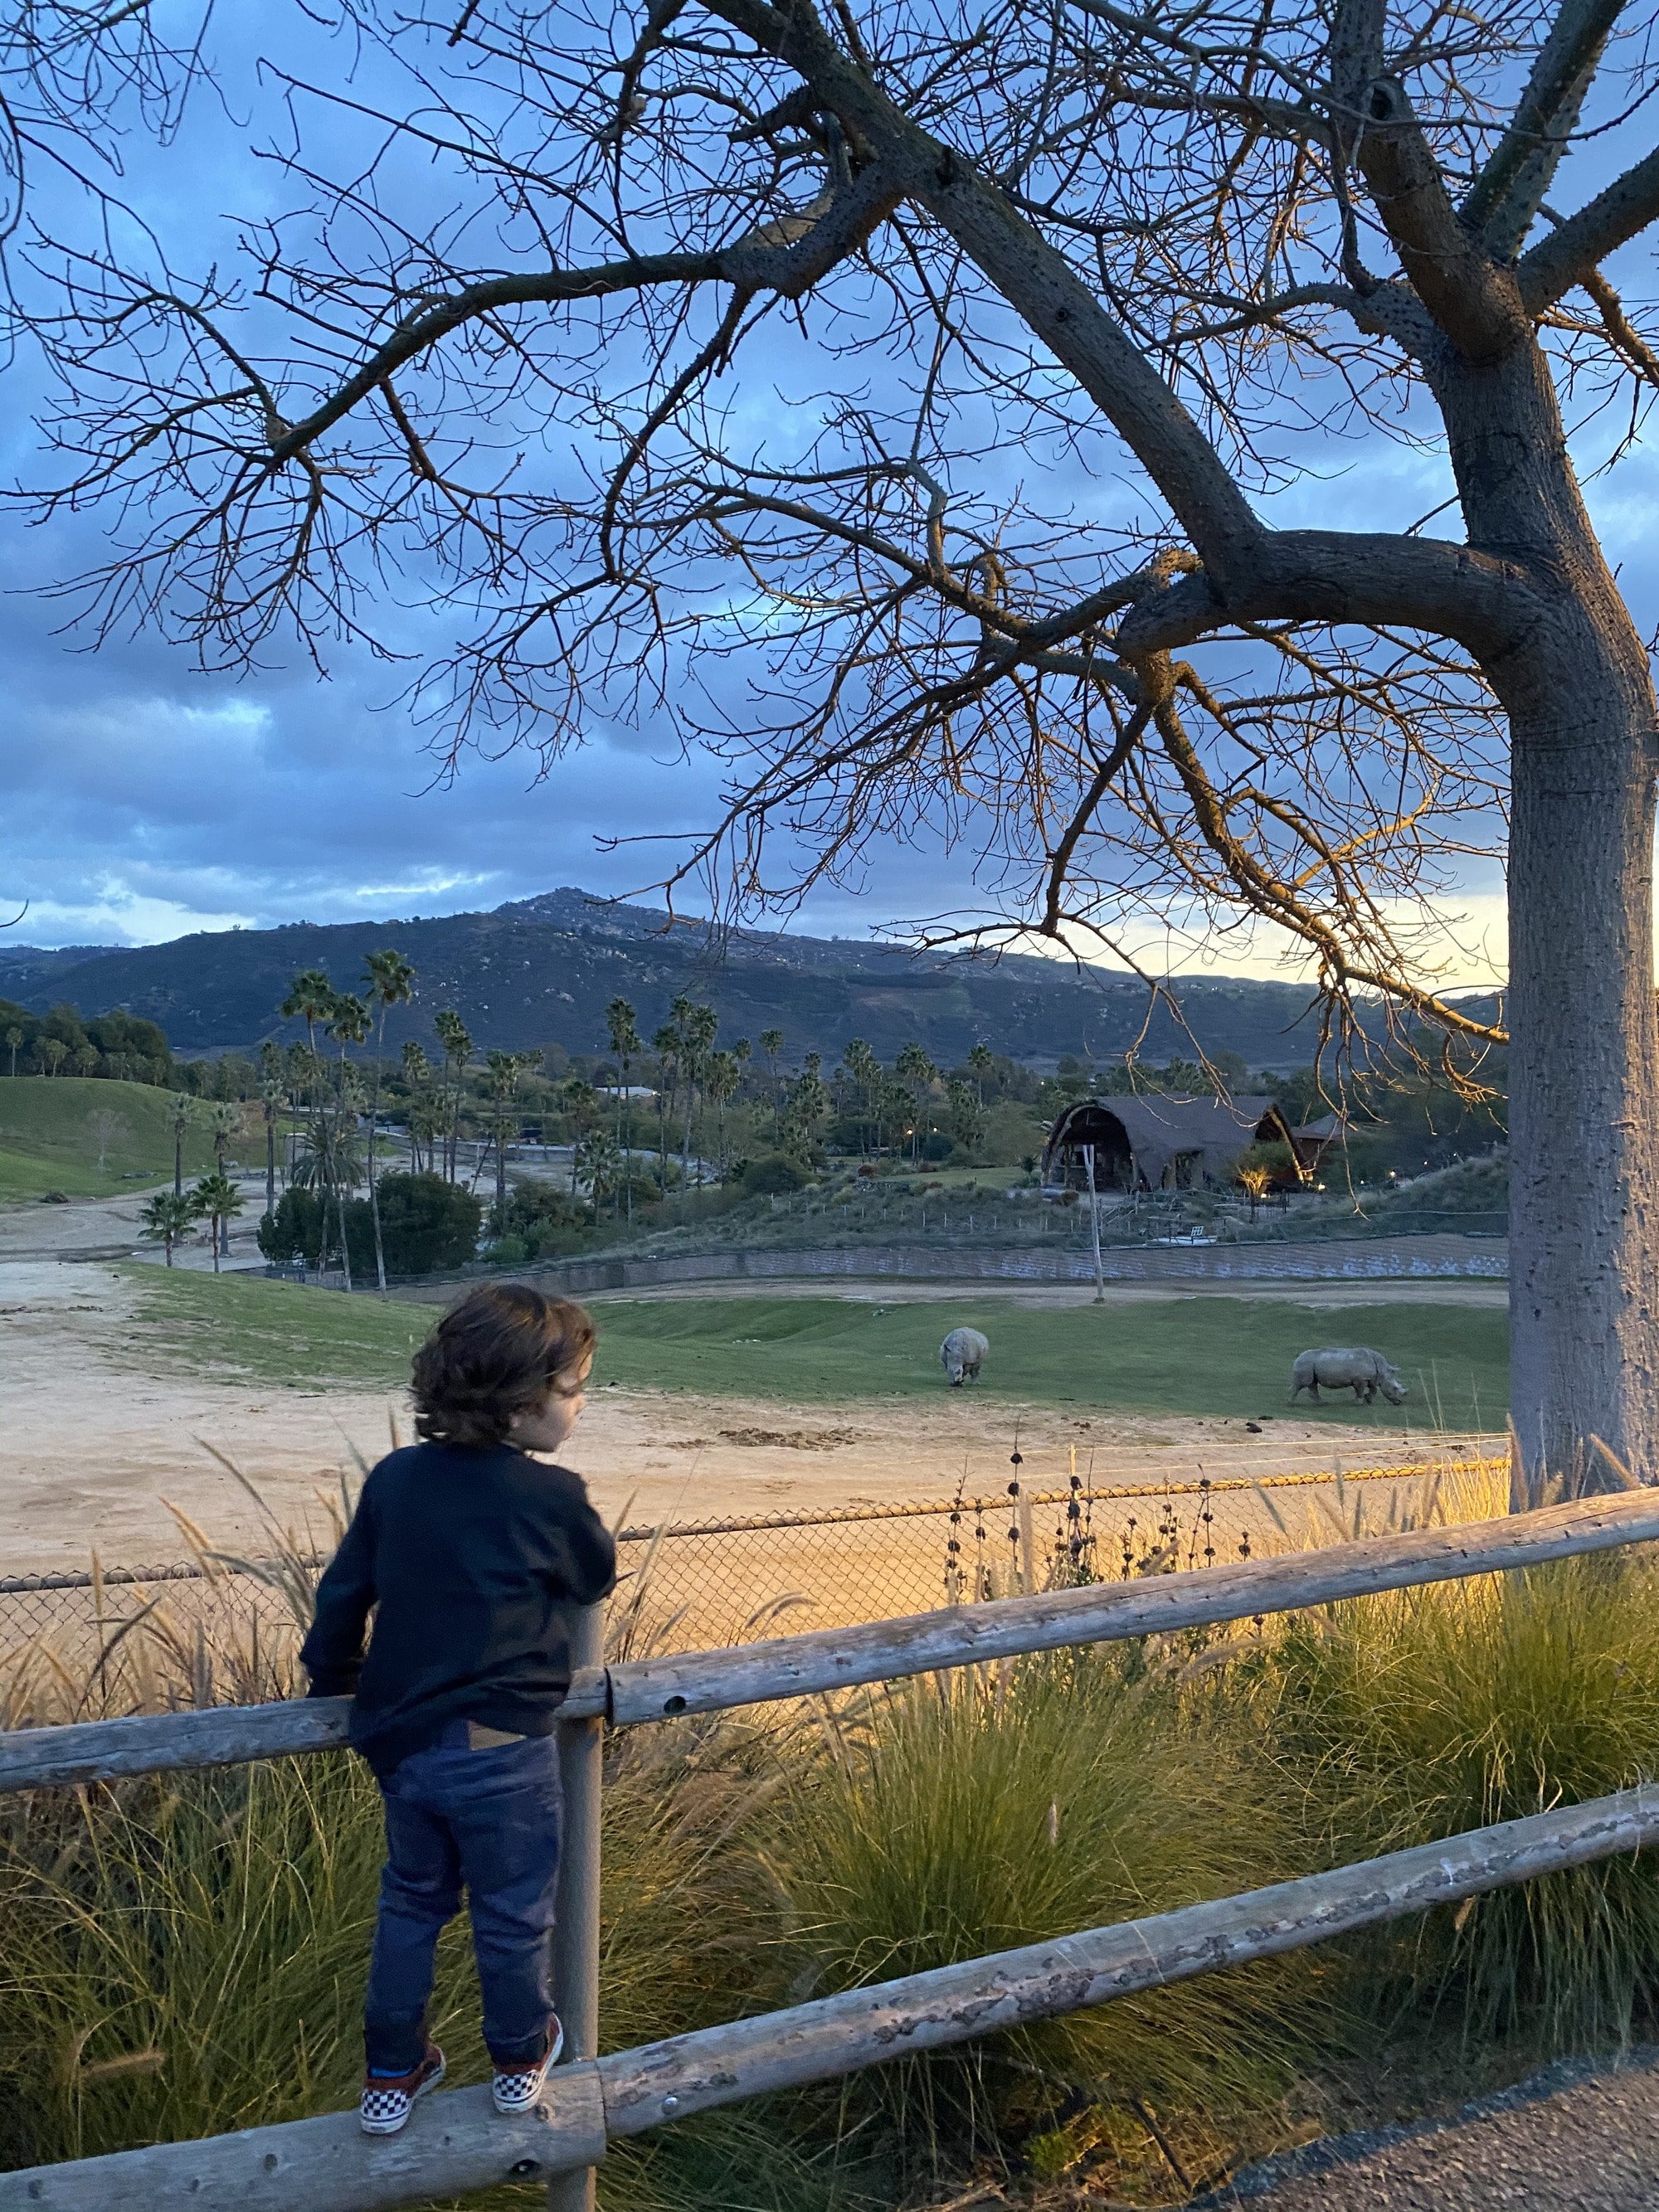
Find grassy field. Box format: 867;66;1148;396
124;1266;1508;1426
124;1265;435;1386
0;1078;221;1200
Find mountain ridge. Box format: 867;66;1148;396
0;892;1496;1070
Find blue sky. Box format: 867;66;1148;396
0;2;1654;982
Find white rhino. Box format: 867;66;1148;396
940;1326;989;1387
1291;1346;1408;1406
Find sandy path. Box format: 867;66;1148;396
0;1259;1497;1577
0;1179;270;1269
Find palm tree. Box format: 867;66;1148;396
896;1042;937;1163
843;1038;880;1153
967;1042;995;1107
36;1036;66;1077
703;1048;740;1173
484;1048;538;1217
165;1092;195;1197
281;968;339;1248
401;1040;434;1170
575;1127;620;1217
651;1024;679;1199
3;1026;21;1078
669;997;718;1209
562;1076;601;1200
606;997;641;1222
326;994;371;1292
205;1100;241;1257
191;1174;243;1274
362;947;416;1292
257;1043;285;1223
759;1029;784;1111
139;1188;199;1267
433;1010;473;1181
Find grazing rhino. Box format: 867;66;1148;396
1291;1346;1408;1406
940;1326;989;1387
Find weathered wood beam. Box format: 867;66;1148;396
7;1784;1657;2210
0;1676;602;1793
3;1494;1657;1791
0;2069;607;2210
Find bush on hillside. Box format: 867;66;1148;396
257;1174;481;1276
740;1153;810;1195
256;1187;328;1267
349;1174;481;1276
485;1179;590;1262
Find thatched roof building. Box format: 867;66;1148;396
1041;1094;1337;1194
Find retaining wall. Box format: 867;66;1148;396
384;1232;1507;1302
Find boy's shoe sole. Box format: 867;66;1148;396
491;2018;566;2115
360;2047;446;2135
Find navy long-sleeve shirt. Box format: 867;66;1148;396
299;1440;617;1776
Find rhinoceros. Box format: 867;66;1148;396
1291;1346;1408;1406
940;1326;989;1387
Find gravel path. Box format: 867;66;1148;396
1218;2052;1659;2210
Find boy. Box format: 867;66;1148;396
300;1283;616;2136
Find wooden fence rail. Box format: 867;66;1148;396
6;1783;1657;2212
3;1489;1657;1795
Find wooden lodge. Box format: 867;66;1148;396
1040;1092;1339;1194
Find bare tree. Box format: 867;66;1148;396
17;0;1659;1488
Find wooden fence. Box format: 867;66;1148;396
3;1488;1659;2212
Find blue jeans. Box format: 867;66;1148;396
364;1726;563;2073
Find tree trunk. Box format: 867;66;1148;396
369;1019;388;1294
1506;676;1659;1497
1439;341;1659;1500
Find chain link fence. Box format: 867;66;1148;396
0;1454;1508;1683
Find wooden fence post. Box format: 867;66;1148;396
547;1602;606;2212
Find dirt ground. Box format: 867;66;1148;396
0;1257;1501;1575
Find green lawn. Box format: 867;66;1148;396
0;1077;221;1200
123;1265;435;1387
123;1267;1507;1430
592;1294;1506;1429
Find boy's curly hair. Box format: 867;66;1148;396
412;1283;596;1447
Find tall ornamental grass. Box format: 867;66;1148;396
766;1650;1322;2182
1267;1551;1659;2049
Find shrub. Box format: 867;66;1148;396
486;1178;589;1262
255;1186;328;1266
348;1172;481;1276
919;1132;956;1164
741;1153;809;1196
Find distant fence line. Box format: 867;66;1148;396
0;1454;1508;1662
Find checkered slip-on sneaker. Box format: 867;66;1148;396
359;2044;446;2135
490;2016;565;2115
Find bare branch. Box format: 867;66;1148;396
1519;144;1659;311
1463;0;1625;260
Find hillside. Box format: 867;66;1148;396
0;889;1498;1069
0;1077;221;1200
